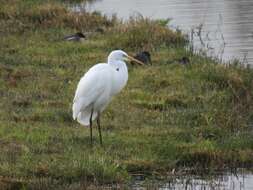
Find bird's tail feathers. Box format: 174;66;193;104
72;99;85;120
77;111;97;126
72;99;98;126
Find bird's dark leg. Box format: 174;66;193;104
97;112;103;146
89;108;93;146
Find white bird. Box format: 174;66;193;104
72;50;144;145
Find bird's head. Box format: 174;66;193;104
108;50;144;65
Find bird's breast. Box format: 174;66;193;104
111;66;128;96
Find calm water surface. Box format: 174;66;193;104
131;172;253;190
85;0;253;65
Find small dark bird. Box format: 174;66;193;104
179;56;190;65
95;27;105;34
63;32;86;42
132;51;152;65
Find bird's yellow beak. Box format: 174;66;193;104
126;55;144;65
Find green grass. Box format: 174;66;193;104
0;0;253;189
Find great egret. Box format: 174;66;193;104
72;50;144;145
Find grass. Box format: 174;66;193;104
0;0;253;189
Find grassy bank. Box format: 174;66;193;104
0;0;253;189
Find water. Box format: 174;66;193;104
131;172;253;190
84;0;253;65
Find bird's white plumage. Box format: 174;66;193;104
72;50;129;126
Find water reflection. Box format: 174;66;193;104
131;173;253;190
84;0;253;65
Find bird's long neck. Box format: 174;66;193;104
108;60;128;95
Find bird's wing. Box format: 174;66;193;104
72;64;110;120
